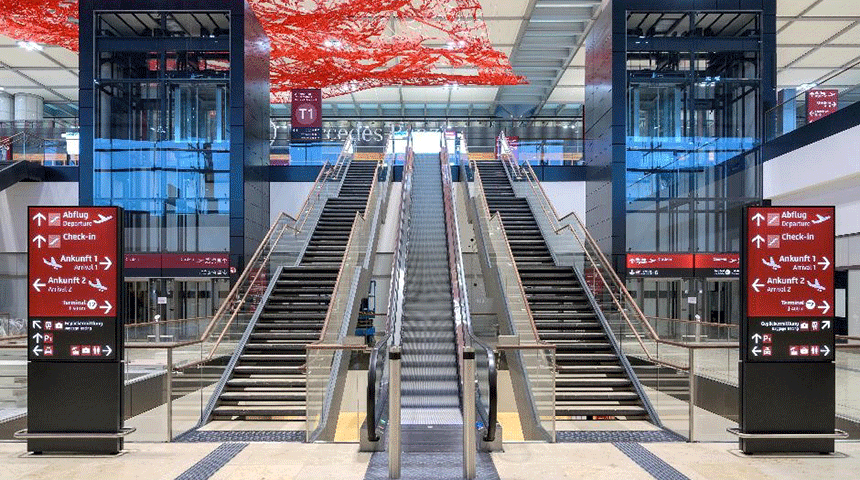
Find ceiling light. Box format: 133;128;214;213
799;83;817;92
17;41;43;52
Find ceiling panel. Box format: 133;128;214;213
557;68;584;87
778;46;813;68
793;47;860;68
401;86;450;103
779;20;853;44
547;86;584;104
777;0;819;17
806;0;860;16
479;0;531;19
449;86;497;103
778;68;838;87
483;19;523;45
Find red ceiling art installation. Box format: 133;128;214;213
0;0;524;101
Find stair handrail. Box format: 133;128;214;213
440;132;497;442
499;132;691;370
368;130;413;442
201;139;350;361
469;159;546;344
305;142;393;442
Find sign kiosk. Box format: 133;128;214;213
22;206;128;454
736;206;843;453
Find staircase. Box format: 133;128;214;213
476;160;647;420
210;161;378;421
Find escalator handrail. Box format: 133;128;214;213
440;132;497;443
367;130;414;442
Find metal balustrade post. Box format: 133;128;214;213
463;347;476;480
389;346;401;479
167;347;173;441
688;348;695;442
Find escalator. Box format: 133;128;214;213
475;160;649;420
209;161;378;421
400;153;461;425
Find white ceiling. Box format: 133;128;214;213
1;0;860;117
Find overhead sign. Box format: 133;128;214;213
745;207;834;319
124;253;229;277
291;88;322;142
626;253;694;277
806;89;838;123
28;207;122;362
694;253;740;278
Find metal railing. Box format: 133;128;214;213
440;132;497;444
367;132;413;447
464;153;556;443
306;139;393;442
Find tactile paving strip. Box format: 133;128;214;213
363;451;501;480
174;430;305;443
613;442;691;480
556;430;684;443
174;442;248;480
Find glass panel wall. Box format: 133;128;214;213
625;11;763;254
93;11;231;254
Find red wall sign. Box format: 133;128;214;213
291;88;322;142
124;253;229;276
806;89;838;123
626;253;694;277
746;207;835;318
695;253;740;277
28;207;120;318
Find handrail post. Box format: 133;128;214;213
389;346;401;479
463;347;476;480
688;347;696;442
167;347;173;441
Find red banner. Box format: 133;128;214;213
807;89;838;123
746;207;835;318
694;253;740;277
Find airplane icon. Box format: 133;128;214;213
811;214;831;224
42;257;62;270
807;278;826;292
762;257;780;270
93;214;113;224
88;278;108;292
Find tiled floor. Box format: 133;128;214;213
0;440;858;480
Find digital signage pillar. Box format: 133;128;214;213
26;206;125;454
739;206;836;454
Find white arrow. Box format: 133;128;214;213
752;346;761;357
32;346;42;357
32;212;46;226
823;320;832;330
32;278;46;292
751;278;765;293
99;256;113;270
822;345;831;356
32;235;46;248
818;301;831;315
752;213;765;226
751;333;762;343
31;320;41;330
100;300;113;315
32;332;43;342
817;257;831;271
752;235;766;248
104;345;112;356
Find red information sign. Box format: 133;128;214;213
291;88;322;142
29;207;120;318
746;207;835;318
694;253;740;277
626;253;694;277
806;89;838;123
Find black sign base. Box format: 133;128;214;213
27;362;123;454
739;361;835;454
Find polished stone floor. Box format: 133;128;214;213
0;439;857;480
